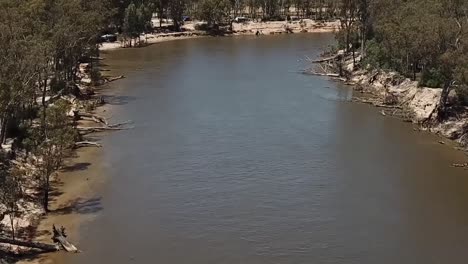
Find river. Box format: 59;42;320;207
67;33;468;264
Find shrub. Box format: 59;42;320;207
419;67;446;88
455;85;468;106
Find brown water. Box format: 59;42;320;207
69;34;468;264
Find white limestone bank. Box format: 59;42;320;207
349;67;467;148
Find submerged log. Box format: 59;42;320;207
103;75;125;84
452;163;468;168
0;237;59;252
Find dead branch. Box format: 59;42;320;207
107;120;132;128
77;126;126;132
77;120;133;134
77;112;109;126
0;237;59;252
103;75;125;84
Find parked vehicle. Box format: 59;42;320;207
100;34;117;43
234;16;248;23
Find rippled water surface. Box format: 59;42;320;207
69;34;468;264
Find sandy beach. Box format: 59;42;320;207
16;86;120;264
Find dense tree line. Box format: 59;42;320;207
0;0;111;240
336;0;468;114
114;0;342;33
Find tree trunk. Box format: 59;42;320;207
437;80;452;121
361;27;366;58
0;237;59;252
42;77;48;135
43;175;50;213
9;215;15;241
352;48;356;67
0;116;7;145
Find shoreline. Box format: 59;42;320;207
16;85;121;264
309;52;468;153
100;19;339;51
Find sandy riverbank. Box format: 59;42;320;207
100;19;339;51
15;85;120;264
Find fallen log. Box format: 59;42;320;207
303;71;340;78
77;112;109;126
307;55;339;63
0;237;59;252
103;75;125;84
75;141;102;148
53;225;79;253
353;97;404;109
77;120;133;132
108;120;132;128
452;163;468;168
77;126;126;133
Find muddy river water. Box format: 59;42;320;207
66;33;468;264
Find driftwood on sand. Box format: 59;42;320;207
75;141;102;148
52;225;79;253
0;225;79;253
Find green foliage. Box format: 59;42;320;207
420;67;447;88
196;0;230;26
34;100;77;211
124;2;140;38
363;39;389;69
123;2;154;44
455;86;468;106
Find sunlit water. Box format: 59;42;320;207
68;34;468;264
